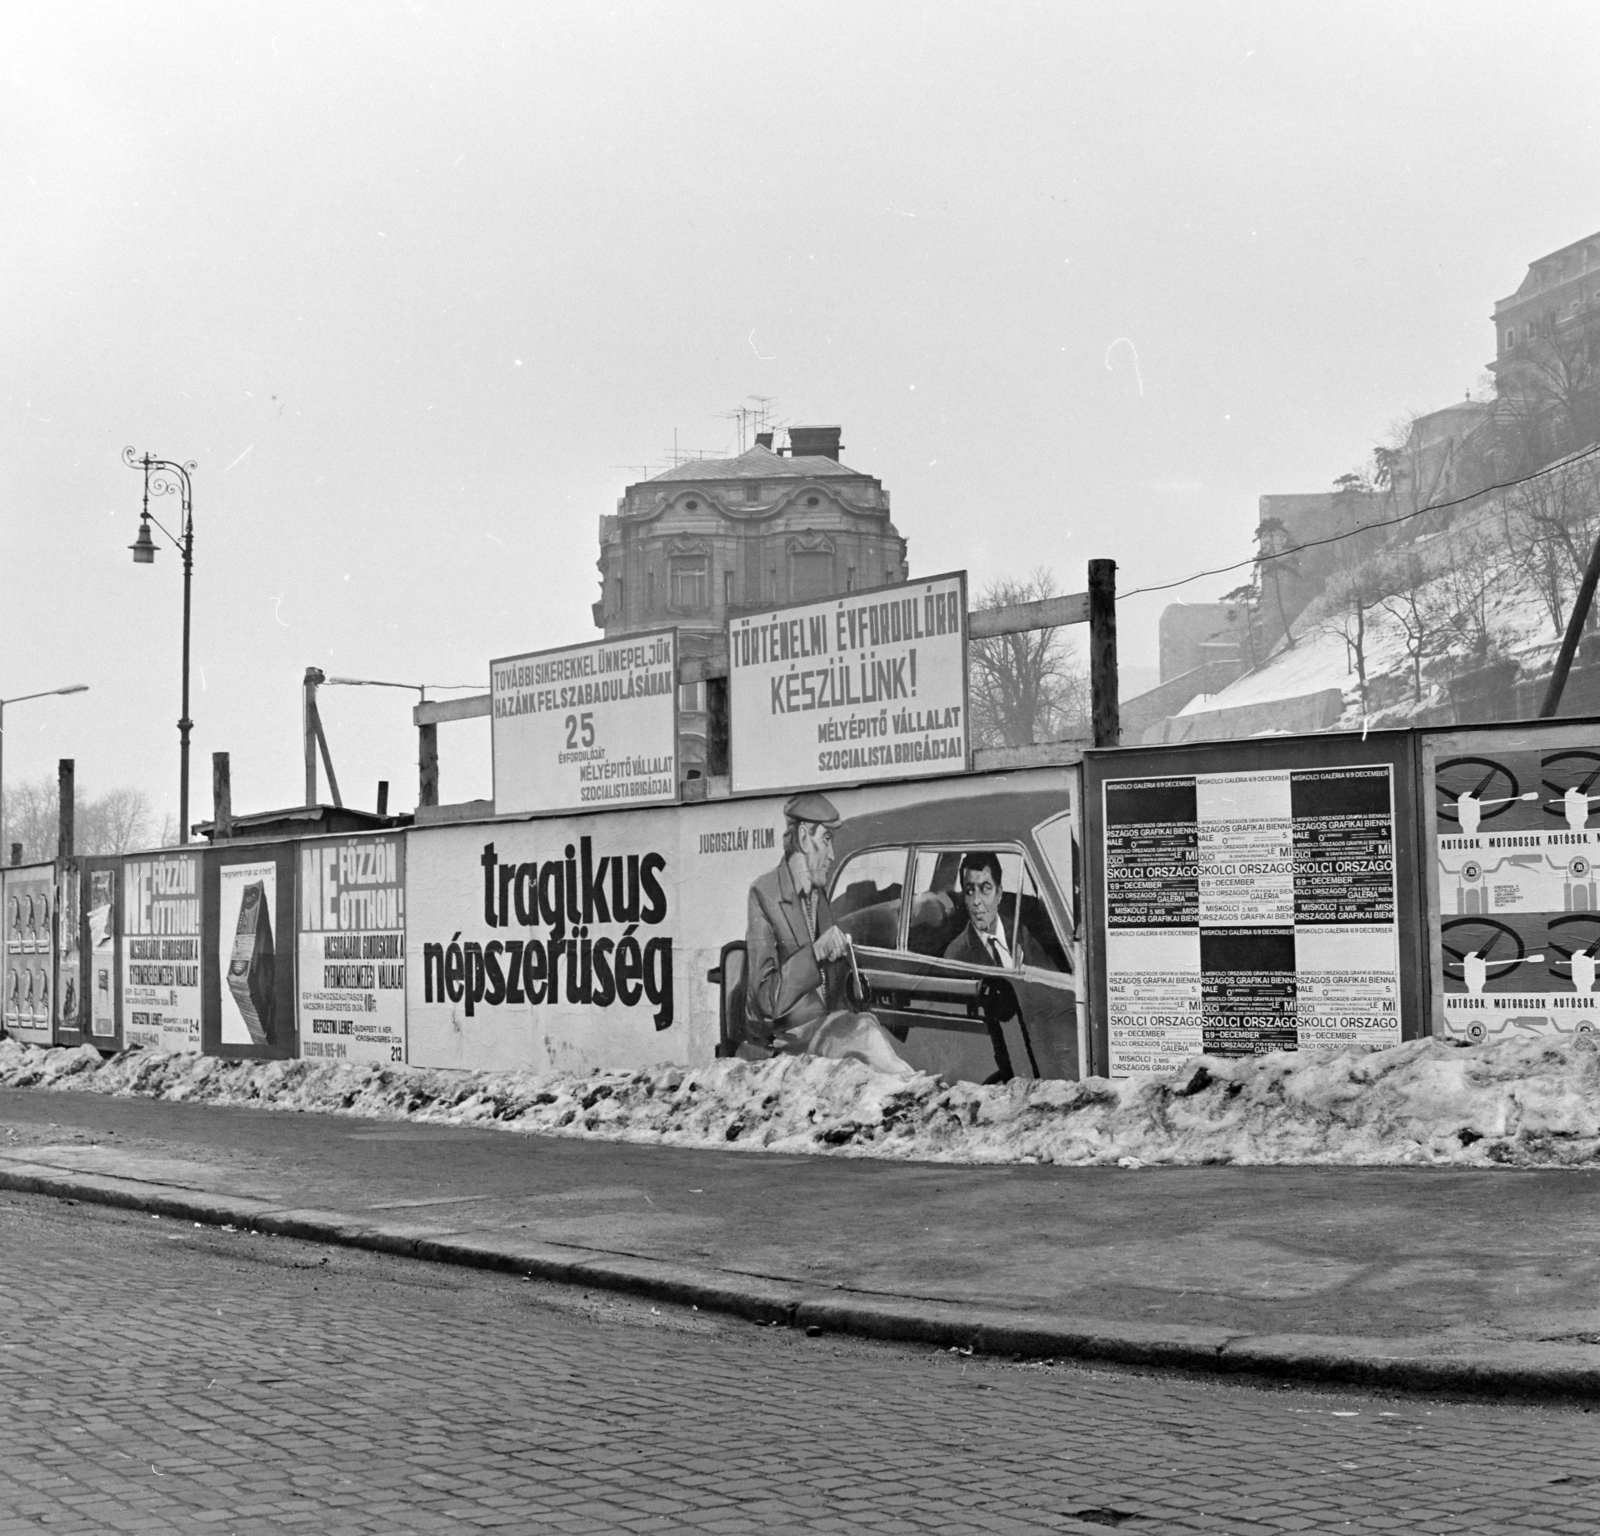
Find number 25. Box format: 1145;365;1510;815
564;712;595;749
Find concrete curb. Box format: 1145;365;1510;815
5;1160;1598;1400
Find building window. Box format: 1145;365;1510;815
790;550;833;601
744;483;760;503
685;499;699;511
847;565;856;592
724;569;734;605
647;570;655;610
679;681;702;713
806;494;820;507
1505;329;1515;350
670;557;708;609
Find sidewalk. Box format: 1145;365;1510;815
3;1084;1599;1397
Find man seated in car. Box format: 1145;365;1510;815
743;792;914;1076
944;851;1024;969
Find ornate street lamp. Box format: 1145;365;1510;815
0;685;89;859
124;447;197;844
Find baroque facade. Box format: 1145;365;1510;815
593;425;910;775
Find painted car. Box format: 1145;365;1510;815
711;784;1084;1082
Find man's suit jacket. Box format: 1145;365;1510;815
943;894;1028;970
744;859;845;1046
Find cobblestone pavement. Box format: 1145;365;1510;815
1;1193;1596;1536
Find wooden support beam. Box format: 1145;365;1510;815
1089;559;1120;748
57;759;74;859
968;591;1090;639
414;693;492;726
212;752;232;840
418;723;439;808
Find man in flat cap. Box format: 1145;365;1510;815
742;792;912;1074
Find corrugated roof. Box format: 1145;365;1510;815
646;446;863;483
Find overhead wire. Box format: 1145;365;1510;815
1118;438;1600;601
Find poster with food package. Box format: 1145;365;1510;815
1431;722;1600;1045
297;834;406;1064
205;846;296;1060
122;850;202;1052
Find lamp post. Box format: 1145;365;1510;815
0;685;89;859
124;447;197;844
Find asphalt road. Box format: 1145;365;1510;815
1;1192;1597;1535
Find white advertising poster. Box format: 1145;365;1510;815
297;835;406;1064
728;572;969;796
3;865;55;1046
491;629;679;816
405;767;1079;1081
87;867;117;1039
122;851;202;1053
218;860;279;1048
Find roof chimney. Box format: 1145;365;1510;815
787;425;843;461
755;431;774;450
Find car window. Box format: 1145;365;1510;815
1031;810;1077;936
829;847;908;950
909;846;1025;964
1016;861;1071;974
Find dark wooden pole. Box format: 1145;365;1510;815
56;759;74;859
212;751;232;840
376;780;389;817
1541;527;1600;717
705;675;729;778
304;667;323;805
418;723;439;808
1089;559;1120;748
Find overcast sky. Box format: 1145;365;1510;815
4;0;1598;828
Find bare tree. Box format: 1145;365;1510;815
1433;530;1509;668
967;569;1089;748
1499;456;1600;637
1375;551;1448;705
0;779;158;864
1317;556;1398;712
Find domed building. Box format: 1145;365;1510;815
593;425;910;778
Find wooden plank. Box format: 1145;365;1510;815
413;692;492;726
967;592;1090;639
412;798;496;827
972;740;1087;772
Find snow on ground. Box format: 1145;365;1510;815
1176;628;1352;715
3;1035;1600;1168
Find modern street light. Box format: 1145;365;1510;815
124;446;197;844
0;685;89;860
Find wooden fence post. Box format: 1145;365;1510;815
1089;559;1119;748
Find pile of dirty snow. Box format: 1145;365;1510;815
2;1035;1599;1167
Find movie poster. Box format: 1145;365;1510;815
297;835;406;1064
2;864;55;1046
1102;765;1401;1074
1434;729;1600;1043
122;850;202;1053
406;769;1082;1084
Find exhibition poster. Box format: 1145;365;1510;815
2;864;55;1046
1434;731;1600;1042
297;835;406;1064
1103;765;1400;1074
122;850;202;1053
728;571;969;795
491;629;679;816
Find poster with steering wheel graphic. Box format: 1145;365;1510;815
1430;726;1600;1043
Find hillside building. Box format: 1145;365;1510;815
594;425;910;777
